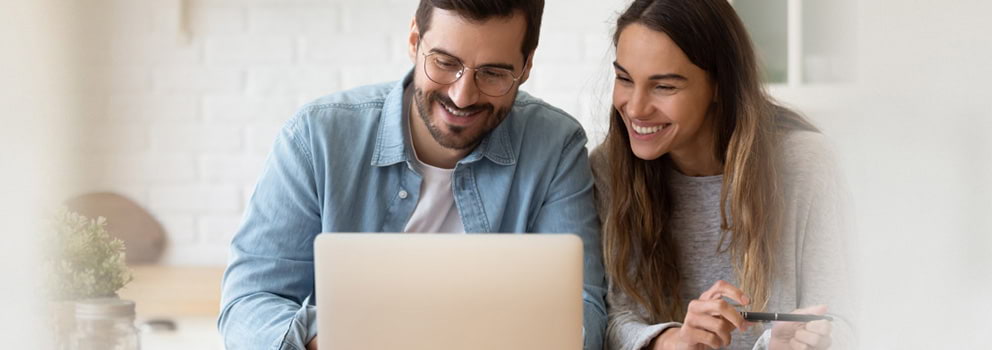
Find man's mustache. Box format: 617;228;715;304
430;92;494;115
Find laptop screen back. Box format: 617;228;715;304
314;233;584;350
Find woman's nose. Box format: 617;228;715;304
624;90;653;119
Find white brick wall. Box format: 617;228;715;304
71;0;629;265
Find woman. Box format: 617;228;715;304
591;0;855;349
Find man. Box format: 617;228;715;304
218;1;606;349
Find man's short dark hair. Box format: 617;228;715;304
415;0;545;60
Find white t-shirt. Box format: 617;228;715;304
402;156;465;233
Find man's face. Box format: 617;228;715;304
408;9;532;150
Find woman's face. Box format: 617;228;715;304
613;23;717;161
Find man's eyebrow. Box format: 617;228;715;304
428;47;516;71
613;61;688;81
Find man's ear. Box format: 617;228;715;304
519;52;536;85
408;17;420;64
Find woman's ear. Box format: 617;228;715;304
408;18;420;64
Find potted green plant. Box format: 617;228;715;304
45;208;133;348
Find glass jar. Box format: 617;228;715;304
72;298;140;350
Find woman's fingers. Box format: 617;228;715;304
770;319;804;339
789;337;811;350
790;306;832;349
700;280;751;306
684;298;752;348
769;306;833;349
804;319;832;336
678;325;724;349
793;328;831;348
680;288;768;349
683;314;735;347
793;321;832;349
689;298;747;331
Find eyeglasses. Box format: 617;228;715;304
422;51;525;97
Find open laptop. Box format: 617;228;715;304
314;233;584;350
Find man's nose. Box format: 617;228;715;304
447;71;481;108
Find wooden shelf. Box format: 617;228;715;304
117;265;226;318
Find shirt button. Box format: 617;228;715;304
398;190;408;199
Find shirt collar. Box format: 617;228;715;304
371;70;516;167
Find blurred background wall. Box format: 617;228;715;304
5;0;989;348
1;0;77;347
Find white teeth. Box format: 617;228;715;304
444;104;472;117
633;124;664;135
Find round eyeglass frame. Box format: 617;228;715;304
421;51;526;97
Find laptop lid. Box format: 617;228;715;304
314;233;584;350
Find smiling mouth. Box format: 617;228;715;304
433;92;488;115
442;102;480;117
632;123;671;135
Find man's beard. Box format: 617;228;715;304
413;87;512;150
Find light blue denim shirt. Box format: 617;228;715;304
219;73;607;350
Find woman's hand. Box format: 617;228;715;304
769;305;832;350
653;280;752;349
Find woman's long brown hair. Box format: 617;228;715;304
603;0;818;323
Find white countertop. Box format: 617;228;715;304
139;316;223;350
